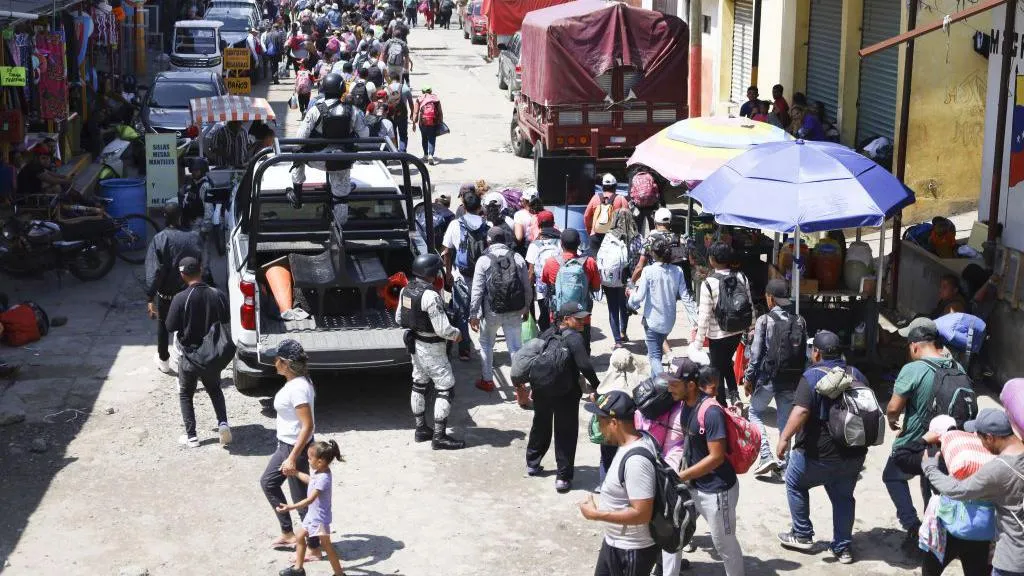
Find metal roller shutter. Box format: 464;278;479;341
805;0;842;125
857;0;900;143
730;0;754;103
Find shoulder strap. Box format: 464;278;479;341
617;439;657;484
695;397;719;434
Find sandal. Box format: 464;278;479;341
270;535;297;549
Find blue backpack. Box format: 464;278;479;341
553;255;591;312
455;217;489;276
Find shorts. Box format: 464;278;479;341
302;520;330;537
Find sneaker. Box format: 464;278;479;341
777;531;814;551
154;354;173;375
526;464;544;477
178;434;200;448
278;566;306;576
475;379;496;392
218;423;232;445
281;308;310;321
555;478;571;493
832;548;854;564
753;456;780;476
902;522;922;551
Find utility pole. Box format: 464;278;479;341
986;0;1017;265
890;0;918;307
688;0;702;117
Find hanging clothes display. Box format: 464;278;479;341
35;32;68;121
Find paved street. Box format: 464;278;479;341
0;26;998;576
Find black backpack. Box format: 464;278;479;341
455;217;489;275
922;358;978;428
485;251;526;313
366;63;384;88
618;433;697;553
770;310;807;372
708;272;752;333
632;377;675;420
348;81;370;109
528;327;571;392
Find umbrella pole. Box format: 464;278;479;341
686;197;693;237
876;221;887;303
793;225;801;316
772;232;780;267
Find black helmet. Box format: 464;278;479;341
411;254;443;280
163;200;182;226
632;374;676;420
321;73;345;98
191;157;209;175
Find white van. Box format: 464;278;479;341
170;20;225;77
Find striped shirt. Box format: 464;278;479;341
695;268;754;342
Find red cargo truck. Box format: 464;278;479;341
509;0;688;179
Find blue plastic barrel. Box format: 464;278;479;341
99;178;147;250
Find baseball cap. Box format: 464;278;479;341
557;301;590;320
482;191;506;210
601;173;617;187
898;317;939;343
421;86;432;93
459;182;477;196
928;415;957;436
653;207;672;224
765;278;791;306
674;357;701;382
178;256;201;276
812;330;842;355
560;227;580;246
584;390;636;420
965;408;1014;437
521;187;539;202
267;338;308;362
535;210;555;228
487;226;511;245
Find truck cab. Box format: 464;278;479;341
226;138;434;396
170;20;226;77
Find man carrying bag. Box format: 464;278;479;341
166;257;235;448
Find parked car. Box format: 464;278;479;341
170;20;225;76
497;31;521;101
463;1;486;44
139;70;226;136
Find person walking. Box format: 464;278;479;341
579;390;660;576
667;361;746;576
164;257;231;448
412;86;443;165
397;254;466;450
774;331;867;564
694;242;753;409
525;302;601;493
540;228;601;351
277;440;346;576
145;201;203;375
583;173;629;257
884;317;962;549
470;227;531;392
524;211;560;332
442;190;488;362
743;278;807;476
627;237;697;374
630;207;687;285
260;339;322;559
387;72;413;152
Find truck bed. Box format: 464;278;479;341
259;309;409;369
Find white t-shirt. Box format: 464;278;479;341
273;376;315;445
599;435;657;549
442;213;486;283
513;208;533;242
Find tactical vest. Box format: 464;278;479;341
311;99;356;171
179;176;209;226
399;278;443;341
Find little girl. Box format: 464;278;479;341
277;440;345;576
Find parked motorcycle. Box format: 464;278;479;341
0;211;118;282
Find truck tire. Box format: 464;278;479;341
511;113;533;158
232;357;281;397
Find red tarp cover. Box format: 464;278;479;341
482;0;574;36
520;0;688;106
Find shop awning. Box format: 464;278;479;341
188;96;277;126
0;0;87;21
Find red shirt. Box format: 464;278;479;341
541;251;601;324
583;192;629;235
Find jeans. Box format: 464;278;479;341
921;534;990;576
479;311;523;381
644;325;668;376
156;297;173;361
526;388;582;481
536;298;551;332
693;484;745;576
604;286;629;344
420;124;438;157
785;450;864;554
177;362;228;438
882;454;933;530
394;118;408;152
260;439;319;546
709;333;742;404
992;570;1024;576
298;92;311;116
594;541;660;576
452;280;471;354
747;383;795;463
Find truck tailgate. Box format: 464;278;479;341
258;311;410;369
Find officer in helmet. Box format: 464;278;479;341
293;72;369;226
179;157;212;233
396;253;465;450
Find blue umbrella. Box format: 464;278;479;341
689;140;915;234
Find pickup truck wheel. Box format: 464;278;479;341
232;358;281;397
511;115;533;158
498;67;508;90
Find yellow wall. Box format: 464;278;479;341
836;0;863;146
899;1;989;222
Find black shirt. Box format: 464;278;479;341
16;163;44;197
792;361;870;462
681;394;737;493
165;283;230;348
544;326;599;398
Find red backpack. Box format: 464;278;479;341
696;397;760;474
0;303;42;346
630;171;660;208
420;100;439;127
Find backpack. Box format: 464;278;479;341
596;233;628;287
295;70;313;94
769;310;807;372
696;398;760;474
386;39;406;66
618;433;698;553
922;358;978;428
0;303;42;346
592;196;615;235
420;100;439;127
341;31;357;53
526;328;571;392
632;377;675;420
366;63;384;88
349;81;370;109
533;237;561;298
707;272;752;333
817;368;885;448
630;172;660;208
485;251;527;313
552;255;591;312
265;38;278;57
455;217;489;275
511;336;546;385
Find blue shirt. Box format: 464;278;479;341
681;394;737;493
628;262;697;335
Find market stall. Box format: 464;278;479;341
188;95;278;158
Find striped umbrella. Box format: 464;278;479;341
627;116;792;184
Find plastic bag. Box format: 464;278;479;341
521;315;538;342
288;94;298;110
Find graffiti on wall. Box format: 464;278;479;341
945;69;987;148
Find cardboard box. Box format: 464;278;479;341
800;278;819;294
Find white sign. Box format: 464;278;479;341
145;133;180;208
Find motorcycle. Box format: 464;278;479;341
0;208;118;282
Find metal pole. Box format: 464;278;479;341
688;0;702;117
890;0;918;308
772;232;779;266
750;0;761;86
986;0;1018;265
793;225;800;316
876;221;887;303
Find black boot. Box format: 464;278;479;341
414;423;434;442
431;419;465;450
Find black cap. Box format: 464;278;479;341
674;357;701;381
268;339;307;362
765;278;791;306
557;301;590;320
584;390;636;420
812;330;842;355
487;226;511;245
178;256;201;276
560;228;580;246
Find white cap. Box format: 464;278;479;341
654;207;672;224
482;191;507;210
521;187;539;202
602;173;617;187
